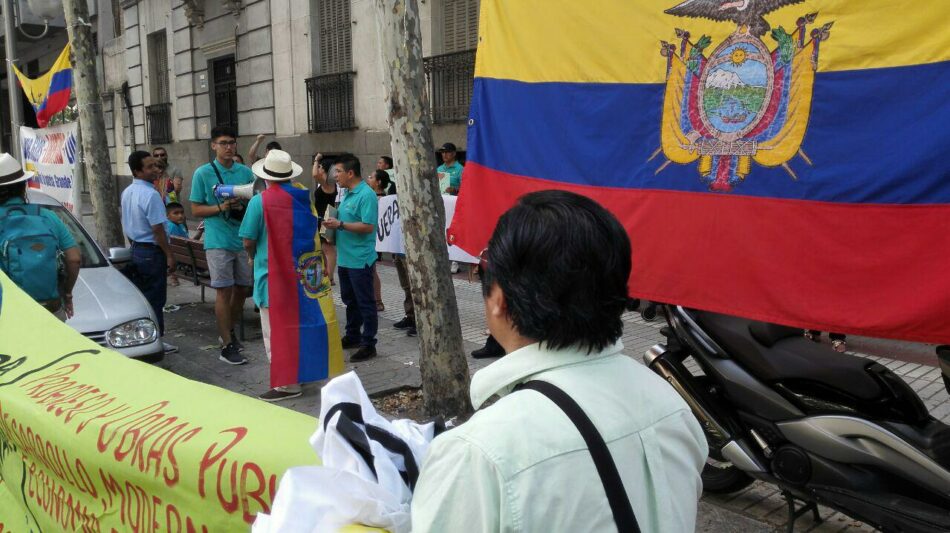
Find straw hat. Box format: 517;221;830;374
0;153;33;186
251;149;302;181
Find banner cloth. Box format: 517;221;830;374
20;123;82;217
0;271;376;532
377;195;479;264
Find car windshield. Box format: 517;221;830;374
39;204;109;268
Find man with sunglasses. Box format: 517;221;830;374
412;190;706;532
189;126;255;365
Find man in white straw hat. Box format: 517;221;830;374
0;153;82;318
241;149;341;402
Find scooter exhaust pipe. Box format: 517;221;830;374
646;344;767;473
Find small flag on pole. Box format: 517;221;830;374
13;44;73;128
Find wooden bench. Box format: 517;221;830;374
169;236;246;340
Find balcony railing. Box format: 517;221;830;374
146;103;172;144
424;50;476;124
306;72;357;133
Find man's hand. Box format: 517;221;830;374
219;198;238;211
256;134;266;142
63;294;74;319
323;217;342;230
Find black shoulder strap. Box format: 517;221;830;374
517;380;640;533
209;159;225;185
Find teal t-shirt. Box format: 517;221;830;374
336;180;378;269
437;161;463;193
189;160;255;250
237;194;268;308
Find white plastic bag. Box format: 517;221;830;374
253;372;436;533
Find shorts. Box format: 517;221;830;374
206;249;253;288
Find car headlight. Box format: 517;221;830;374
107;319;158;348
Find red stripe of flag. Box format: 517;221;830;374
264;185;302;387
449;162;950;344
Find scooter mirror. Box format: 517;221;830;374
937;347;950;395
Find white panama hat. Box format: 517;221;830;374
251;149;303;181
0;153;34;187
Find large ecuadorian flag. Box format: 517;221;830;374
448;0;950;344
263;182;344;388
13;44;72;128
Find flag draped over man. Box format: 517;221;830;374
263;182;344;388
448;0;950;343
13;44;73;127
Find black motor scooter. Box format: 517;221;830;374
645;305;950;532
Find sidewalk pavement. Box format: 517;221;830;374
158;261;948;533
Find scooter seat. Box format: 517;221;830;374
693;311;884;401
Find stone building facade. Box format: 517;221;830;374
98;0;477;199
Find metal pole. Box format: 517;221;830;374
3;0;21;157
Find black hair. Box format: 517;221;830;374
373;169;391;192
0;181;27;204
380;156;393;169
151;146;167;154
128;150;152;175
166;202;184;212
480;190;631;353
210;126;237;141
233;154;245;164
336;153;361;178
265;141;282;151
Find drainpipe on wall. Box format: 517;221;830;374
121;81;135;150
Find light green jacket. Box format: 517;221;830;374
411;341;707;532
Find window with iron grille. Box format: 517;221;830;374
423;0;478;123
306;0;355;132
146;31;172;144
210;56;238;134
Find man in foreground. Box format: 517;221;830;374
0;153;81;319
411;190;707;532
189;126;254;365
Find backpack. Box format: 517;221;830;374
0;204;63;302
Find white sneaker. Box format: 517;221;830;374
162;342;179;354
450;261;460;274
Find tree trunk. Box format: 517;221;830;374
373;0;473;419
63;0;124;248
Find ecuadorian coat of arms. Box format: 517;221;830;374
653;0;833;192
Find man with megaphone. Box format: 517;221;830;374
189;126;256;365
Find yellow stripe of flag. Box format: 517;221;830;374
476;0;950;84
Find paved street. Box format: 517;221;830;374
153;261;947;532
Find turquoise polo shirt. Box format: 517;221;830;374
189;160;255;250
237;194;268;308
437;161;463;193
336;180;378;269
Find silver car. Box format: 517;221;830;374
27;190;163;361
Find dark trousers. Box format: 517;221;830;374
131;244;167;335
392;254;414;319
339;264;378;347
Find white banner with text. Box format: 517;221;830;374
20;122;82;217
376;194;479;264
